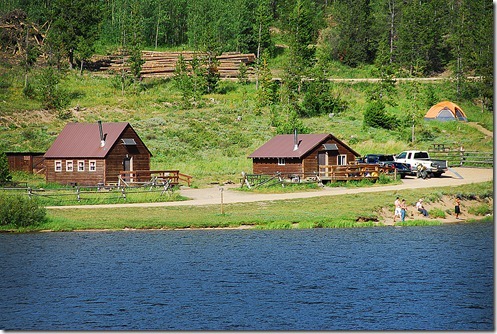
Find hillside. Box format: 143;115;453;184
0;54;493;186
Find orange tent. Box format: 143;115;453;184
424;101;468;121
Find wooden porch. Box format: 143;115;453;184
318;163;392;181
117;170;193;188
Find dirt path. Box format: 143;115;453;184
467;122;493;138
47;167;493;210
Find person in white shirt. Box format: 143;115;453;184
393;197;401;222
416;198;428;216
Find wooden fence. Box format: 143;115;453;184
428;149;493;168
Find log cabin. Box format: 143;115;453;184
6;152;45;174
248;132;360;177
44;121;151;186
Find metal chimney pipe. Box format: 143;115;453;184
98;121;105;147
293;128;298;151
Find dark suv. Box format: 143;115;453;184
360;154;411;178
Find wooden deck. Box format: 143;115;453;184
242;163;396;188
118;170;192;188
318;164;393;181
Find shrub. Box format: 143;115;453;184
0;194;47;228
468;204;492;216
363;100;396;130
36;67;70;110
429;207;446;219
0;151;12;184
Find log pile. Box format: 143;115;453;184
96;51;256;79
0;9;45;56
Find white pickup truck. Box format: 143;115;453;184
394;150;448;177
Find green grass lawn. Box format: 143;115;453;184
5;181;486;232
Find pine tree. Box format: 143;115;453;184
0;151;12;185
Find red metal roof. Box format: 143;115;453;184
249;133;332;159
44;122;131;158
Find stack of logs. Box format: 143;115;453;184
97;51;256;79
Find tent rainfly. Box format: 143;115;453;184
424;101;468;122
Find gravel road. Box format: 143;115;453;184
47;167;493;210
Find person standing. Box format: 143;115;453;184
393;197;401;222
400;199;407;222
455;197;461;219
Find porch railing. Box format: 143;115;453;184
118;170;192;187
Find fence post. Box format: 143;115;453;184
76;187;81;202
27;187;32;199
121;187;126;200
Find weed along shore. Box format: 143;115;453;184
36;168;493;232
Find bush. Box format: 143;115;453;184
0;194;47;228
468;204;492;216
363;100;396;130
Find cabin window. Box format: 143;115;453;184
278;158;286;166
78;160;85;171
66;160;74;172
89;160;97;172
55;160;62;172
337;154;347;165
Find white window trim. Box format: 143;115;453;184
55;160;62;172
89;160;97;172
338;154;347;165
77;160;85;172
66;160;74;172
278;158;286;166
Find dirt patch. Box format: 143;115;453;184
378;195;493;225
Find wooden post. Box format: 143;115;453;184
220;187;224;215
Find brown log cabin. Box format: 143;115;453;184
248;132;360;178
44;121;151;186
6;152;45;174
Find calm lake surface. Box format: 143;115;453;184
0;222;493;330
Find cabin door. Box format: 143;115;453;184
123;156;133;182
318;152;327;176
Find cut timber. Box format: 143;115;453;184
94;51;256;79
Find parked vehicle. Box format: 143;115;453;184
359;154;411;178
394;150;448;177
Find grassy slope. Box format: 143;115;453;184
0;55;493;187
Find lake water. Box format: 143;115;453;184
0;222;493;330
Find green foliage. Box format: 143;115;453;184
468;204;492;216
0;194;46;228
300;79;347;117
429;207;446;219
45;0;102;67
363;100;396;130
0;152;12;184
396;220;443;227
35;67;70;110
272;107;309;135
256;55;277;109
326;0;374;67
